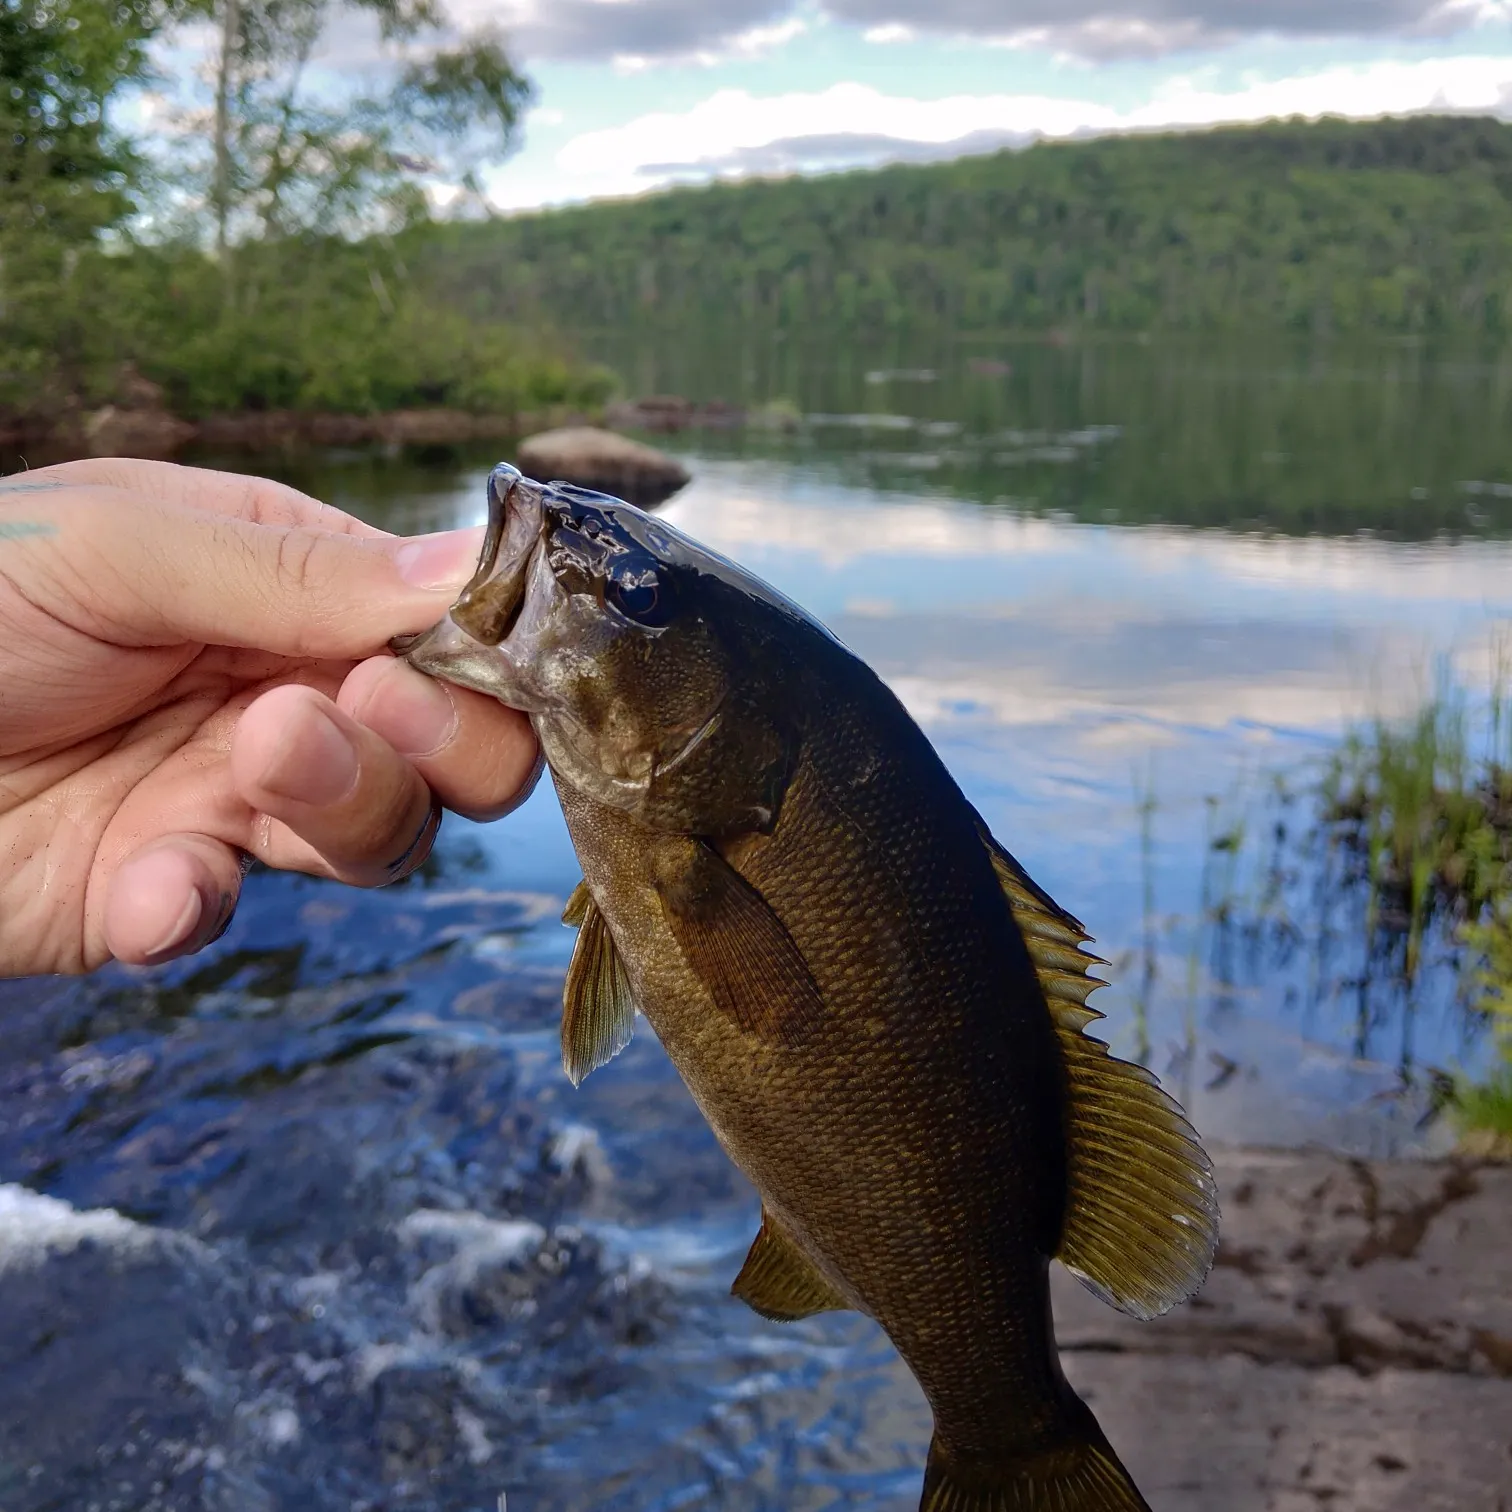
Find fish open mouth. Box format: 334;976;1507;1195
389;463;543;663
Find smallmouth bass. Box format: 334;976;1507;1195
399;464;1219;1511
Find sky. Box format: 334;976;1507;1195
154;0;1512;213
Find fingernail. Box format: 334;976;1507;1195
260;706;361;806
393;528;485;592
368;664;459;758
144;887;205;961
144;886;235;963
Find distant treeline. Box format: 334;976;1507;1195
14;112;1512;429
2;235;614;427
407;115;1512;339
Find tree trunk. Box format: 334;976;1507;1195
212;0;241;300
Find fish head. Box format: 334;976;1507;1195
400;463;821;834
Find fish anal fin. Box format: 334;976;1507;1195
921;1428;1151;1512
654;839;824;1047
561;883;637;1087
977;823;1220;1320
732;1211;851;1322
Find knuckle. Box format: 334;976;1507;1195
273;526;323;595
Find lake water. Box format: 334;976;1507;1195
3;337;1510;1510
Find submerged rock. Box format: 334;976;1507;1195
515;425;690;506
603;395;746;433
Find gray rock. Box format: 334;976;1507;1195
1064;1354;1512;1512
1052;1149;1512;1378
82;404;195;459
514;426;690;506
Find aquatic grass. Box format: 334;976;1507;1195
1132;763;1158;1068
1318;670;1511;990
1457;899;1512;1155
1110;651;1512;1148
1451;1069;1512;1157
1145;653;1512;1145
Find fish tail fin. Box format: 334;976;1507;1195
920;1408;1150;1512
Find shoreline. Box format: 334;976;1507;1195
0;392;799;468
0;402;600;465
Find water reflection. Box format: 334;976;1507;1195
216;424;1512;1141
656;460;1507;1138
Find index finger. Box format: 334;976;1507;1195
25;458;388;539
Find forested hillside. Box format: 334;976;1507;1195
410;115;1512;339
11;109;1512;429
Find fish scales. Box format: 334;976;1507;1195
401;463;1219;1512
558;688;1069;1456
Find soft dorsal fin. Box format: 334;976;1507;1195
560;881;637;1088
732;1210;853;1322
979;828;1220;1321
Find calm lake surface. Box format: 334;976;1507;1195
3;338;1511;1510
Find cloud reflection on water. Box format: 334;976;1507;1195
657;460;1512;1144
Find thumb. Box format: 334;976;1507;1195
20;487;484;658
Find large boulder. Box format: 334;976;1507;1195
82;403;195;459
515;425;689;507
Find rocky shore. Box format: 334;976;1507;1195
0;388;793;466
2;385;697;507
1054;1149;1511;1511
0;402;584;462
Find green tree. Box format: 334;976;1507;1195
0;0;176;410
194;0;531;254
408;114;1512;343
0;0;162;243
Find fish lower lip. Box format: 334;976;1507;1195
388;630;427;655
449;469;544;646
493;577;527;643
465;468;514;591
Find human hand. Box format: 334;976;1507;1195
0;457;539;977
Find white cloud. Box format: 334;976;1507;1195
825;0;1512;62
732;16;810;52
443;0;1511;68
987;17;1218;59
609;13;808;70
446;0;808;68
506;53;1512;205
665;485;1512;610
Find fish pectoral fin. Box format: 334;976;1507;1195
561;881;637;1087
732;1212;851;1321
977;824;1219;1321
654;839;824;1046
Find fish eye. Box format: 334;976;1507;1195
604;556;676;629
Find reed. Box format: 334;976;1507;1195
1297;663;1512;1144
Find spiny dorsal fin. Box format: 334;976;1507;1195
561;881;637;1088
732;1211;853;1322
979;828;1220;1321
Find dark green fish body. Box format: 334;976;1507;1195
402;465;1219;1511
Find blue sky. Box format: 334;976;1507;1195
149;0;1512;212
